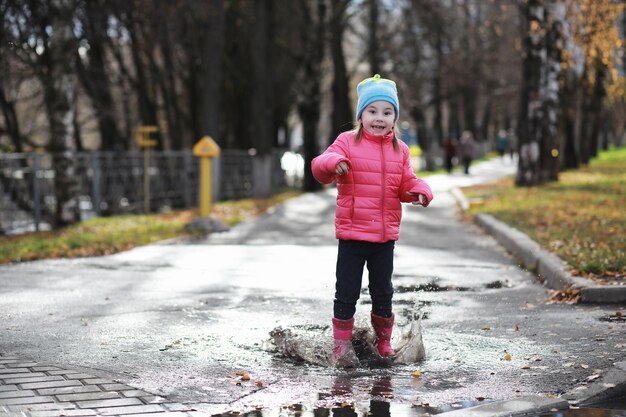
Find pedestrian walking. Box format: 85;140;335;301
443;137;457;174
459;130;475;174
496;129;509;160
311;74;434;367
507;128;517;161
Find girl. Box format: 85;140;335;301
312;74;433;367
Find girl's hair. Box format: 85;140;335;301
354;123;401;152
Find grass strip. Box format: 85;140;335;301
463;147;625;282
0;190;301;264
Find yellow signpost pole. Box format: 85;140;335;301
192;136;221;217
135;126;158;213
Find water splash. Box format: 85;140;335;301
265;318;425;367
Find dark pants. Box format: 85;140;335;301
463;156;472;174
333;239;395;320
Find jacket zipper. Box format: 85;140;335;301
380;141;386;241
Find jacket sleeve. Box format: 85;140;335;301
399;146;433;206
311;135;352;185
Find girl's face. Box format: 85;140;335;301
360;101;395;136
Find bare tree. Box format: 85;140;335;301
328;0;353;144
295;0;326;192
517;0;565;186
75;0;124;151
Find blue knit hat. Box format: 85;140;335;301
355;74;400;122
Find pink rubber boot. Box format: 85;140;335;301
331;317;359;368
371;313;395;357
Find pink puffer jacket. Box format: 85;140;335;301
312;129;433;243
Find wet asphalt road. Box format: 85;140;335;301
0;158;624;415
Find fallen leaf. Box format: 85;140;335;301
412;370;422;378
235;371;251;381
548;288;581;304
504;353;512;361
547;394;557;398
255;381;263;387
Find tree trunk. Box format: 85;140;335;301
367;0;380;75
76;0;124;151
433;31;444;146
45;0;81;226
328;0;353;144
129;26;159;143
539;1;565;182
0;14;23;153
448;95;461;141
0;86;23;153
156;10;187;150
517;0;564;186
198;0;225;143
251;0;273;155
561;69;581;170
562;109;579;169
410;105;435;171
298;0;325;192
587;57;607;161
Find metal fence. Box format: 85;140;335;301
0;149;299;235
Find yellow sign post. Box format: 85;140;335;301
135;126;158;213
192;136;221;216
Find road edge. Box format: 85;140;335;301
450;187;626;303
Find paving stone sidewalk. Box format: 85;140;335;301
0;356;197;417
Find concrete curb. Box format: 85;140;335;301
450;187;626;303
565;361;626;407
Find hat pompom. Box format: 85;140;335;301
356;74;400;122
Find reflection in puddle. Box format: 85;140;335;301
211;398;494;417
599;313;626;323
211;403;626;417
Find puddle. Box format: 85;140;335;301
394;283;471;293
212;402;626;417
599;313;626;323
485;280;511;289
386;275;472;293
264;318;425;367
211;399;498;417
536;408;626;416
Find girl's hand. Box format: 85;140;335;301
336;161;350;175
407;192;427;206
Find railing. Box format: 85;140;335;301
0;149;299;235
